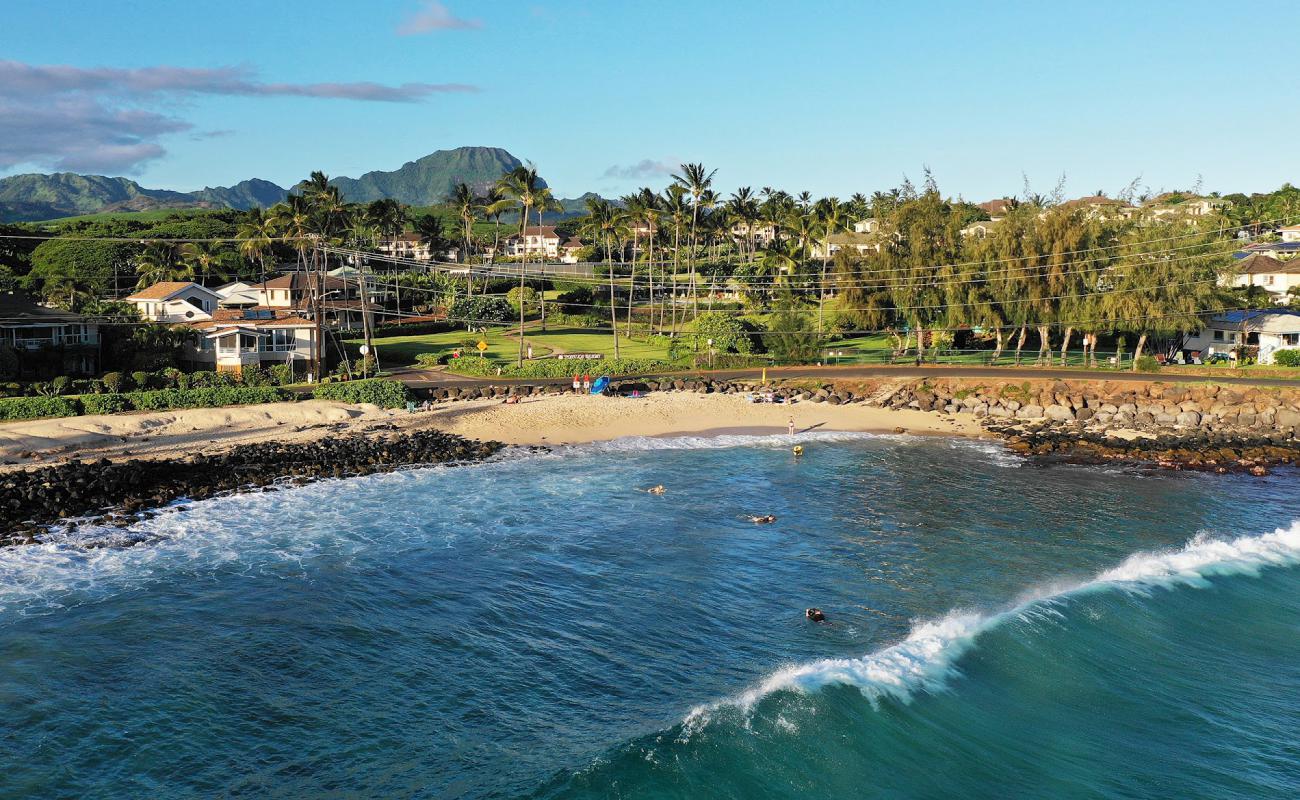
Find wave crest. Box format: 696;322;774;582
687;519;1300;727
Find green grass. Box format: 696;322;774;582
348;329;546;367
522;327;674;360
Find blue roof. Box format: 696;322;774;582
1233;242;1300;258
1214;309;1300;324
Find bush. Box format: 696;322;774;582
51;376;73;396
1274;349;1300;367
506;285;539;315
102;371;127;393
131;371;152;390
312;378;411;408
691;311;755;354
124;386;288;411
1134;355;1161;373
0;396;80;421
240;366;271;387
269;363;295;385
445;356;681;380
448;295;514;324
82;393;130;415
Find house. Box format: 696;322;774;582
214;281;263;309
1279;225;1300;243
812;232;879;259
1225;253;1300;300
504;226;562;258
852;218;882;234
376;232;439;262
961;220;999;239
559;238;584;264
1234;241;1300;261
186;309;318;376
730;221;778;246
1182;310;1300;364
124;282;221;323
0;293;100;375
1055;195;1128;220
976;199;1013;221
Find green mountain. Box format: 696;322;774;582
328;146;540;205
0;173;198;222
0;146;544;222
188;179;288;210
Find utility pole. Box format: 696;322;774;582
313;240;324;382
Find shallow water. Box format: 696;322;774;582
1;433;1298;798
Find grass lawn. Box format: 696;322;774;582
522;327;674;360
348;328;548;367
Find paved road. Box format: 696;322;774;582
392;364;1300;390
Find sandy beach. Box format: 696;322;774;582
0;392;981;467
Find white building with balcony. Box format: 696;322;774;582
504;226;562;259
124;282;221;323
187;309;317;376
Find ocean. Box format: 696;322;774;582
1;433;1298;798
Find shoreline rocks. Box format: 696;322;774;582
1;431;508;546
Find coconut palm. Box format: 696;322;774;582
670;162;717;324
497;164;545;366
580;198;627;358
661;184;691;333
135;242;193;288
813;197;848;333
450;183;477;263
532;188;563;331
179;242;231;286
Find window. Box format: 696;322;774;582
1213;330;1224;342
270;329;295;351
1283;333;1299;346
1265;275;1275;285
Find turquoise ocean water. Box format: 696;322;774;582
1;433;1298;798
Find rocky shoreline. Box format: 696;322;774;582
0;430;508;546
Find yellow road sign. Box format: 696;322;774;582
477;340;489;353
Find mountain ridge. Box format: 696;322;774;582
0;146;545;223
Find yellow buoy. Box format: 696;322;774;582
792;445;804;457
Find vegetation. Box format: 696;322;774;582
312;378;411;408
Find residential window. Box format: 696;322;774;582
1265;275;1275;285
270;329;295;351
1283;333;1299;346
1212;330;1224;342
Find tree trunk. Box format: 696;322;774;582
537;207;546;332
647;228;655;333
689;204;700;322
1059;326;1074;366
608;233;620;359
670;226;680;335
1131;332;1148;371
517;202;530;368
1088;332;1099;368
1014;326;1028;365
817;253;829;335
991;328;1005;363
1036;325;1051;365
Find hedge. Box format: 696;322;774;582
0;396;81;421
81;394;131;415
312;378;411;408
435;355;685;379
124;387;289;411
1275;349;1300;367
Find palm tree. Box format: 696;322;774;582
179;242;231;286
671;163;717;324
813;197;848;333
632;188;661;331
480;185;512;262
532;187;563;331
135;242;193;288
580;198;626;358
661;184;690;334
497;164;545;366
450;183;477;263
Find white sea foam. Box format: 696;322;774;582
575;430;899;453
685;519;1300;727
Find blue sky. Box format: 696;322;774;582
2;0;1295;201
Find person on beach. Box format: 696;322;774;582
582;373;591;391
573;374;581;392
788;418;796;435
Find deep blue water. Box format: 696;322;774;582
1;433;1299;799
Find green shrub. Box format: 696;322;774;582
241;366;271;387
102;372;127;393
51;376;73;396
448;295;514;324
0;396;80;421
269;363;295;385
124;386;288;411
691;311;755;354
1274;349;1300;367
131;371;152;390
312;378;411;408
506;285;539;315
1134;355;1161;373
82;393;130;415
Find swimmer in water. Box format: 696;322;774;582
643;485;667;495
746;514;777;524
806;608;826;622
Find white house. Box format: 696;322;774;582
125;282;221;323
730;221;778;246
1182;310;1300;364
961;220;999;239
376;233;438;262
1226;253;1300;300
1279;225;1300;243
504;226;562;258
812;232;879;259
186;309;318;375
559;238;584;264
852;218;881;234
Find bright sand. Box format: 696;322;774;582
0;392;982;467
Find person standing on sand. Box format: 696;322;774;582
573;374;581;392
582;373;591;392
788;418;796;435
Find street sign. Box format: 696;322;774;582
476;340;489;353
